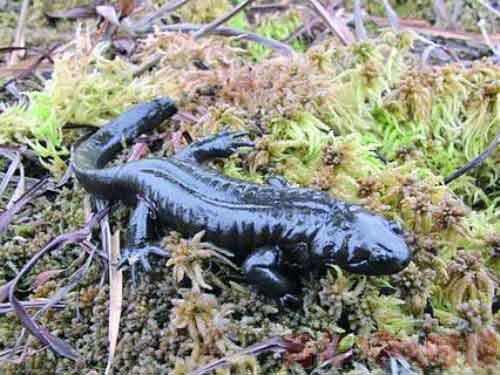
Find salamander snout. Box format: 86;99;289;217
329;211;412;275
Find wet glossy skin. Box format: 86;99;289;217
73;98;412;303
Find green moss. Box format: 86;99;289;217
249;11;305;61
173;0;233;24
2;22;500;373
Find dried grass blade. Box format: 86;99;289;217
433;0;451;26
194;0;257;39
353;0;367;41
189;336;302;375
0;301;65;314
7;208;108;361
132;0;192;32
105;230;123;375
0;147;23;197
9;0;30;65
307;0;354;45
0;177;48;233
381;0;401;32
34;247;96;319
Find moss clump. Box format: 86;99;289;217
248;10;305;61
163;230;236;292
1;19;500;374
171;0;233;24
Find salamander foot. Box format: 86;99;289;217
175;130;254;163
118;245;169;286
279;293;301;309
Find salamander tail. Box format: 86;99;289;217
72;98;177;171
72;98;177;196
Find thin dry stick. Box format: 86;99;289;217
433;0;451;26
478;19;500;58
477;0;500;18
444;129;500;184
9;0;30;65
132;53;162;77
132;0;193;32
0;147;24;197
193;0;257;40
451;0;464;28
353;0;367;41
161;23;294;57
381;0;401;32
307;0;353;45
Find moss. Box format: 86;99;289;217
249;10;305;61
172;0;233;24
1;20;500;373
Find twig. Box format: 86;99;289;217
132;0;193;33
159;23;294;57
307;0;354;45
248;3;290;15
381;0;401;32
444;129;500;184
193;0;257;40
9;0;30;65
1;44;60;91
359;15;500;43
132;53;162;77
476;0;500;19
353;0;367;41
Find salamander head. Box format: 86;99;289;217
314;207;411;275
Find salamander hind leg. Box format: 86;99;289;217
243;246;300;307
175;130;254;163
117;197;169;286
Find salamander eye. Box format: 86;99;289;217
388;220;403;234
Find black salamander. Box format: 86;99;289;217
73;98;411;304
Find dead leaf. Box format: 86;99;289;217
119;0;135;18
31;269;64;290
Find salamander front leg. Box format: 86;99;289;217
117;197;169;286
175;130;254;163
243;246;300;307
